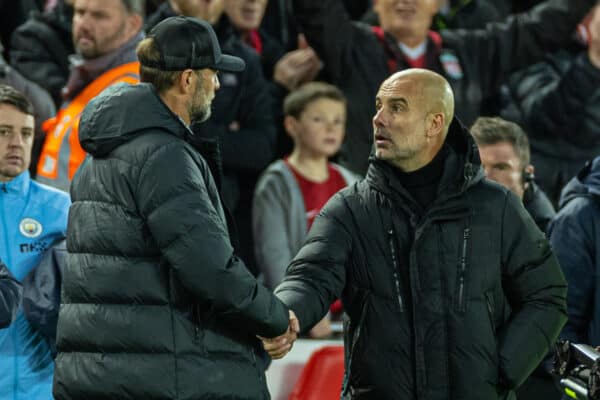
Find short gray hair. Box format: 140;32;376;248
470;117;530;168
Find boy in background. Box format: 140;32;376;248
253;82;357;338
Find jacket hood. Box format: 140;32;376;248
558;156;600;208
442;116;482;175
79;83;189;157
367;116;484;194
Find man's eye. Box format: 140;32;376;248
392;104;406;112
0;129;10;136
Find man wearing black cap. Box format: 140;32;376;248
52;16;299;400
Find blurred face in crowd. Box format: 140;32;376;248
189;69;220;123
478;141;527;199
374;0;439;46
286;98;346;159
224;0;268;33
0;104;34;182
373;71;448;171
169;0;224;24
590;4;600;44
72;0;141;59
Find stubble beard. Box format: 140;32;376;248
190;93;212;123
75;19;127;60
192;105;212;124
0;164;24;182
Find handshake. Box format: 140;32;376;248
259;310;300;359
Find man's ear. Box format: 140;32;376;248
177;70;195;94
284;115;299;139
127;13;143;36
523;164;535;184
426;112;444;139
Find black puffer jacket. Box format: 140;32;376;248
500;49;600;204
0;260;21;329
146;3;278;276
10;0;73;107
276;119;567;399
292;0;596;174
53;83;290;400
523;182;556;234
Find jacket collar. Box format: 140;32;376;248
0;171;31;196
366;117;483;196
63;30;143;100
558;156;600;208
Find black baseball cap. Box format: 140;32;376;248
144;16;245;72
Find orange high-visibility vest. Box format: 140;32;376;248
36;61;140;191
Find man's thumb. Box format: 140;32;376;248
297;33;308;49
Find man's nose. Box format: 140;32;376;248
8;133;24;147
373;108;385;127
75;12;90;29
324;120;336;131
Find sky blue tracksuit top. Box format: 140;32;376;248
0;171;69;400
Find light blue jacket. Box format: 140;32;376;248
0;171;69;400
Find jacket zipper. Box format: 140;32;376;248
343;297;369;397
192;304;201;344
457;227;470;312
1;182;19;397
250;348;265;389
387;229;404;312
485;293;496;334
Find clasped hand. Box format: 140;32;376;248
258;310;300;359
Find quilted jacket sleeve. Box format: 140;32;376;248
548;197;597;345
497;192;567;389
135;142;290;338
275;192;353;332
0;260;22;329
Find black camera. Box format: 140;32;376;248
552;340;600;399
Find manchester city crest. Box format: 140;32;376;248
19;218;43;238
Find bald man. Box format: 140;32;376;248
262;69;567;399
